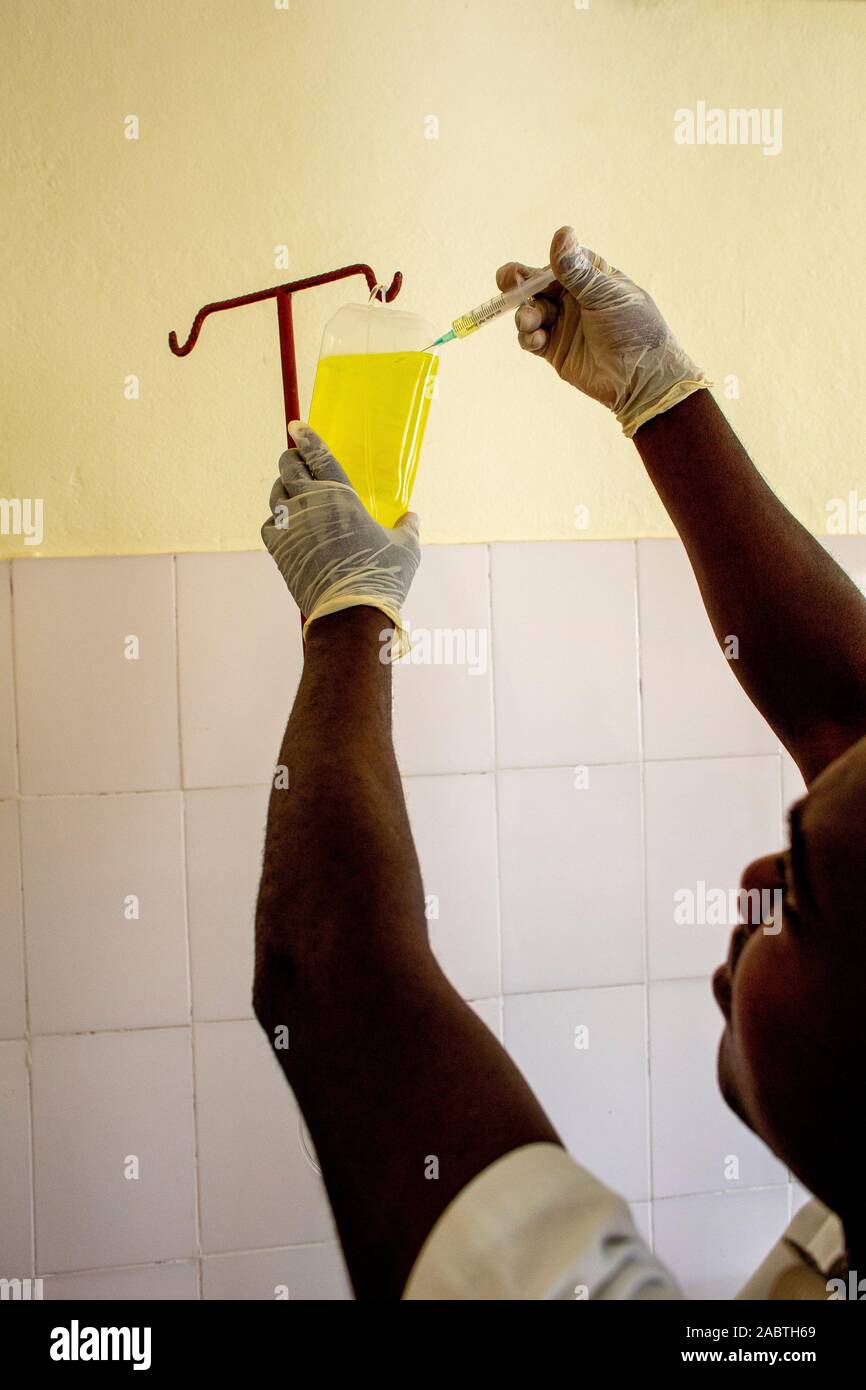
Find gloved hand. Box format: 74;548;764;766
262;422;420;658
497;226;711;437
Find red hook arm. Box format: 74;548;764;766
168;263;402;356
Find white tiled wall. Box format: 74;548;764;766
2;537;863;1299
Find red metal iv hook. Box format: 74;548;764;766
168;263;403;448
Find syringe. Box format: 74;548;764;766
426;265;556;349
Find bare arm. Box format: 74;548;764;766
253;607;558;1299
501;227;866;784
633;391;866;783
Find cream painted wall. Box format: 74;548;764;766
2;0;865;558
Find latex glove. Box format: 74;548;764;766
262;422;420;658
497;226;711;437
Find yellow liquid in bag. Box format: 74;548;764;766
308;351;438;529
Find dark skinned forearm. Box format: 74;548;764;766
253;606;558;1300
634;391;866;783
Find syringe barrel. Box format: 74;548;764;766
451;265;555;339
452;294;507;338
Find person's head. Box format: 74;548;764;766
713;733;866;1222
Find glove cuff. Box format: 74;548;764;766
303;597;411;661
619;378;713;439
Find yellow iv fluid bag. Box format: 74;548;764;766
308;301;438;530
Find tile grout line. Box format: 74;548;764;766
172;556;186;792
36;1236;343;1283
652;1181;791;1206
40;1257;197;1282
34;1177;789;1284
0;748;785;806
23;1021;210;1040
633;540;656;1247
14;797;38;1280
172;554;204;1299
180;802;205;1299
486;543;505;1036
6;560;39;1277
14;968;738;1042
